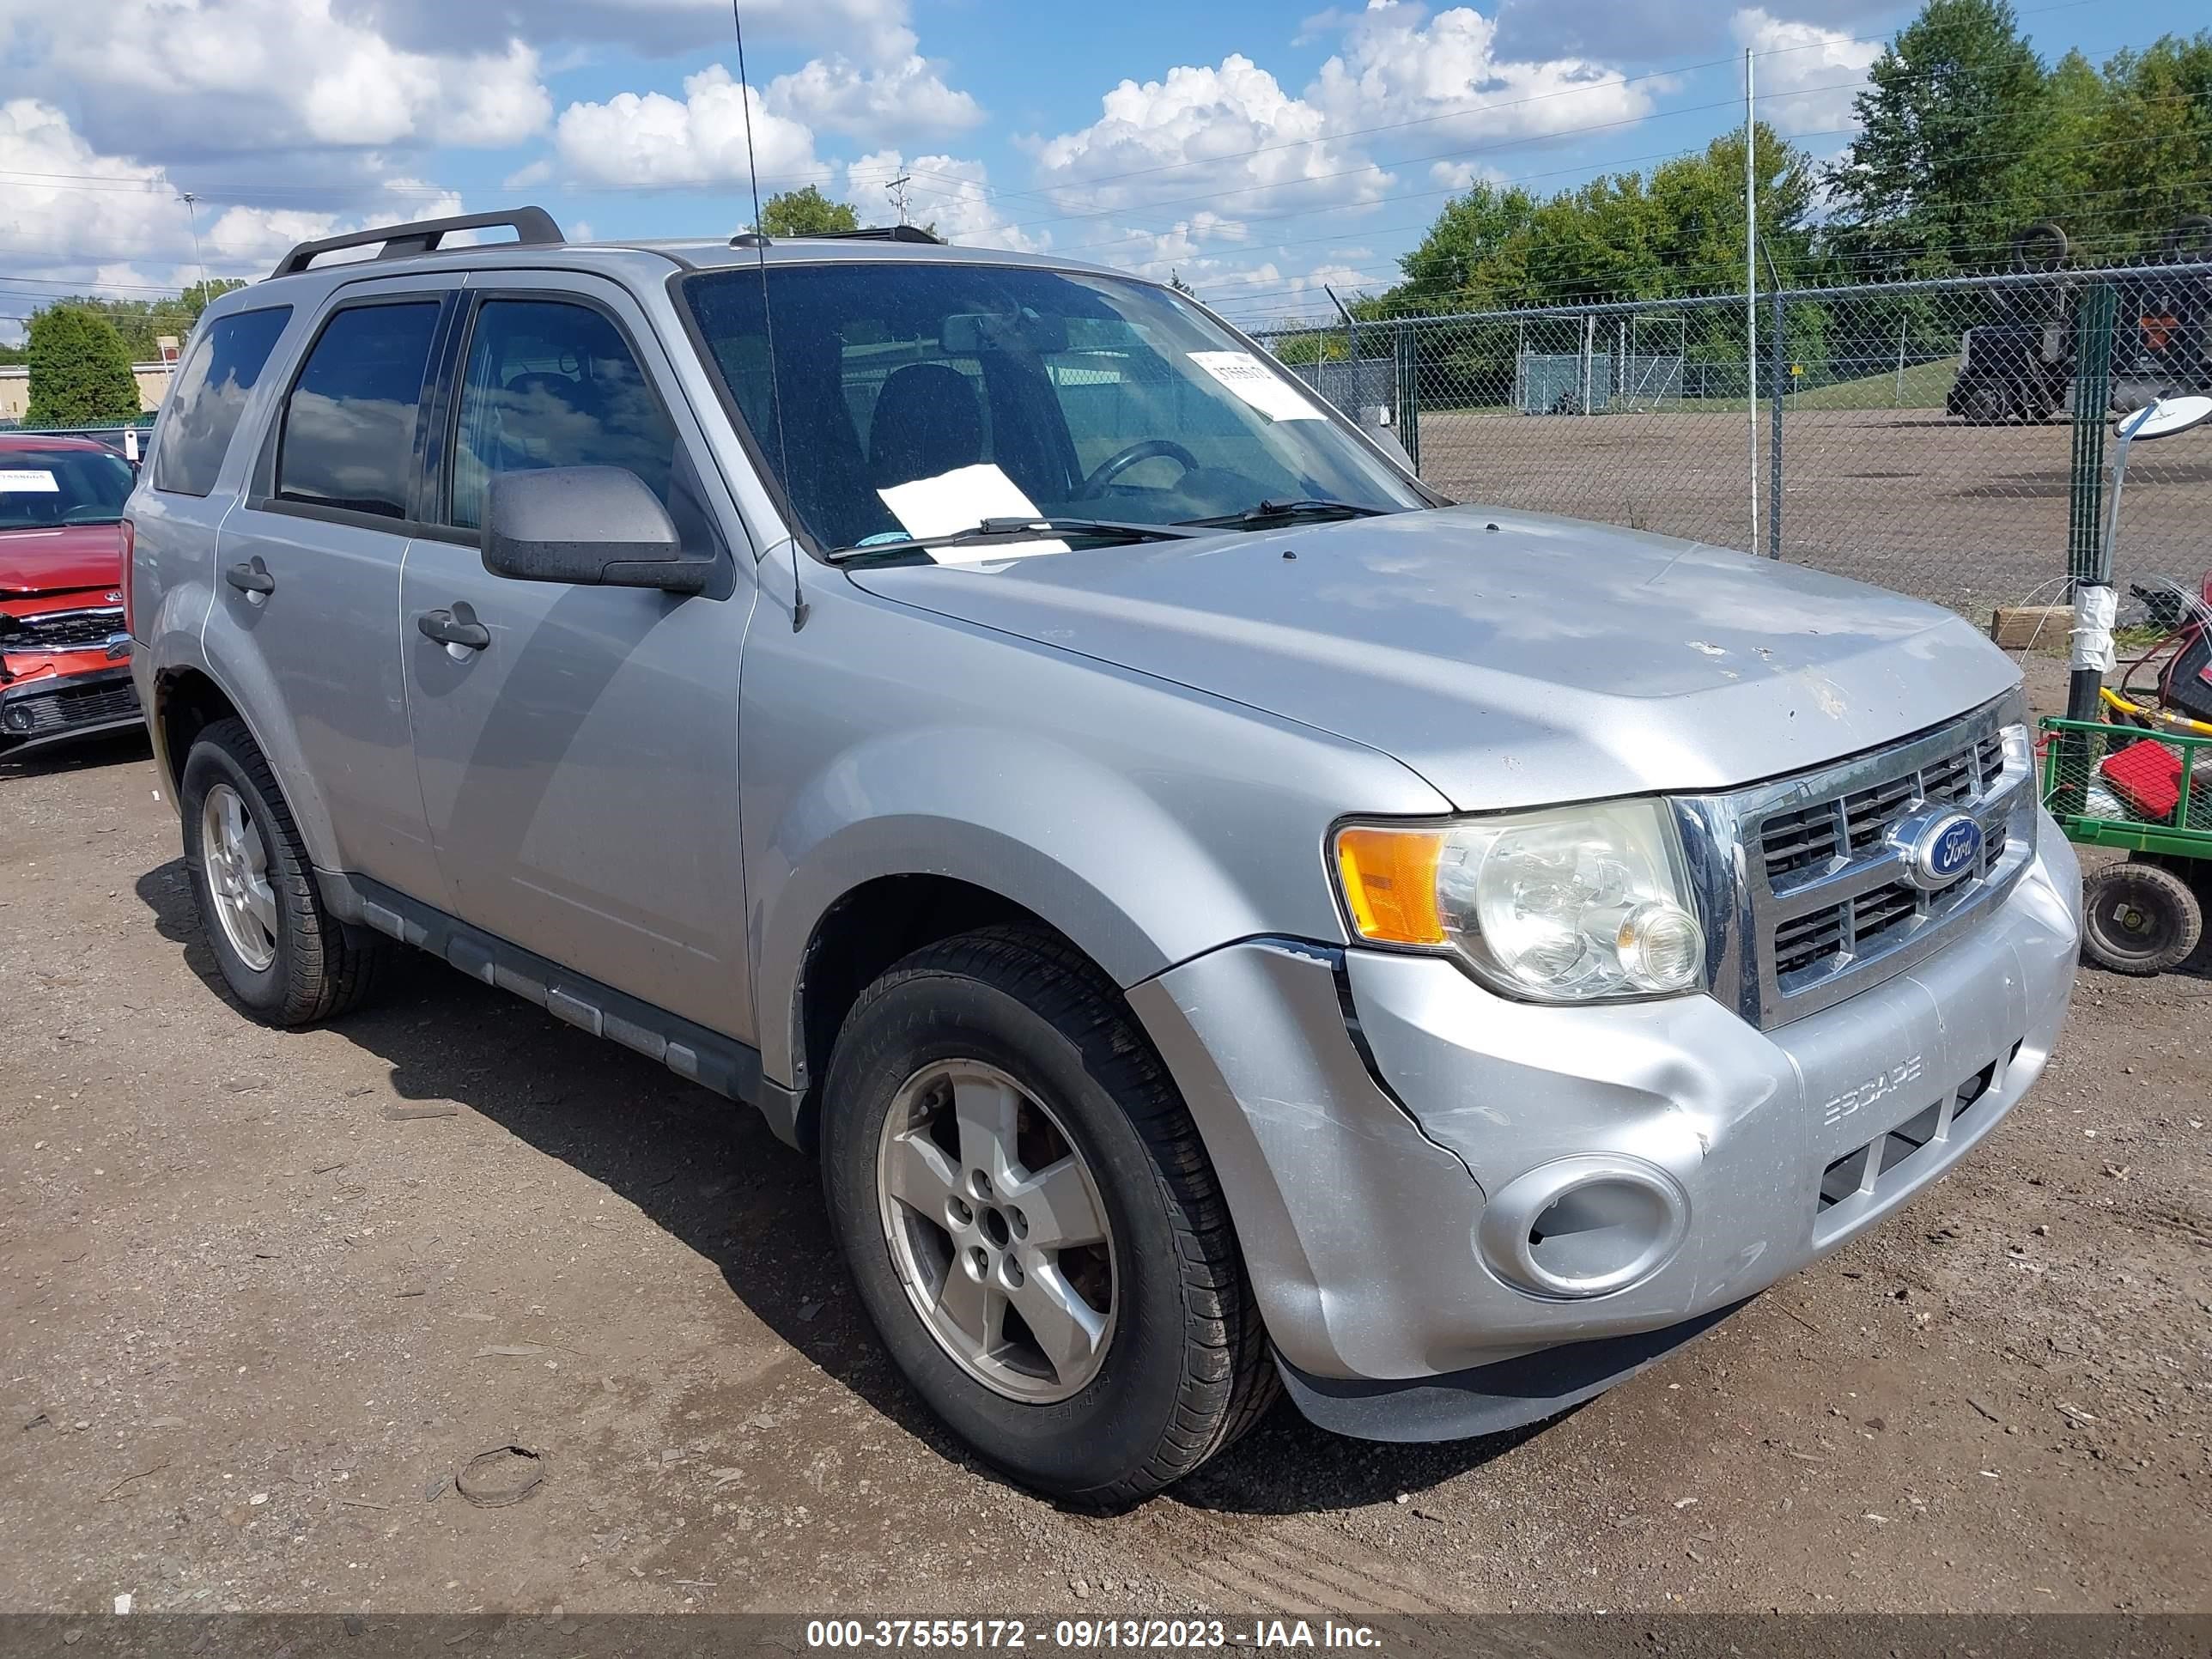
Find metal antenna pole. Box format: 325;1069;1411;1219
1744;46;1758;554
732;0;807;630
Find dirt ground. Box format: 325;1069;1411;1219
1;659;2208;1622
1419;406;2212;619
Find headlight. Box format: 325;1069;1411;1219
1334;799;1706;1003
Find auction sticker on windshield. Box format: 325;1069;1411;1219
1188;351;1324;422
0;470;60;492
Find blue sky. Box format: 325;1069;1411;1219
0;0;2204;340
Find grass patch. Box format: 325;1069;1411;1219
1411;357;1962;420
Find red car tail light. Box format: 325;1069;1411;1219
120;517;137;640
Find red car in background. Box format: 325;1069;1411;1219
0;433;143;757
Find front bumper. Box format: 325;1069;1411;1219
1127;812;2081;1437
0;660;144;757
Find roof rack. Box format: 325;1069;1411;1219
726;224;948;249
272;208;565;278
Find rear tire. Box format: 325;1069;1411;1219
820;926;1275;1504
1960;380;2013;424
2080;860;2202;975
179;717;388;1024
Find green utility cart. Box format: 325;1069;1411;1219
2041;715;2212;973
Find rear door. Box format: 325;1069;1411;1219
215;278;455;906
399;273;755;1036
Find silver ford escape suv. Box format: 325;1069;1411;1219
125;209;2081;1503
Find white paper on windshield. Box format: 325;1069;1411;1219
0;470;60;493
877;462;1068;564
1188;351;1324;422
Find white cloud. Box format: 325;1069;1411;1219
1429;158;1507;191
0;0;550;158
339;0;910;58
0;99;465;337
844;149;1048;252
766;27;983;141
556;64;823;187
1729;9;1881;137
1026;4;1656;314
1030;55;1389;222
1307;3;1656;151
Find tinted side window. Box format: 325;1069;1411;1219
276;301;441;520
150;307;292;496
448;299;677;531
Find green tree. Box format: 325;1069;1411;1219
1384;181;1541;313
758;185;860;236
22;305;143;426
59;280;248;362
1376;125;1815;315
1267;327;1347;365
2087;33;2212;257
1823;0;2051;275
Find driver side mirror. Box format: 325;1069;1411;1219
482;466;712;595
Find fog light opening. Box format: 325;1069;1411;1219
1479;1156;1691;1300
1527;1180;1670;1289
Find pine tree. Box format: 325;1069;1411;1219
22;305;143;427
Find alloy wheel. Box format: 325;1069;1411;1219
200;781;278;973
875;1059;1117;1403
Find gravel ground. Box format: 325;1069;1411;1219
1418;406;2212;620
1;659;2207;1620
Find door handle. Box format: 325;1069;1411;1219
224;557;274;599
416;604;491;652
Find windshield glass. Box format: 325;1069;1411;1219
0;447;136;531
680;262;1426;552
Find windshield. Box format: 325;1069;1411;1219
0;447;136;532
680;262;1427;553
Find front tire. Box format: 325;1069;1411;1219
2080;860;2203;975
179;717;387;1024
821;927;1275;1504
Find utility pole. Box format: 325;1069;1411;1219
178;189;209;299
885;173;914;227
1744;46;1758;555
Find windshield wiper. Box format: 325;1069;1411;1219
828;517;1203;561
1178;498;1395;530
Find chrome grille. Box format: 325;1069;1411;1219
1674;695;2038;1030
0;605;125;654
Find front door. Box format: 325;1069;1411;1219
399;276;756;1037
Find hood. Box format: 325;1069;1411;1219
846;505;2019;810
0;523;125;597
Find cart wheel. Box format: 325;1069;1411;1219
2081;861;2203;975
2136;853;2212;908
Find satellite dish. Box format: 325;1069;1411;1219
2119;395;2212;442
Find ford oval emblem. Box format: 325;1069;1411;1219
1891;810;1984;890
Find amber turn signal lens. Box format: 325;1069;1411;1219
1334;826;1448;946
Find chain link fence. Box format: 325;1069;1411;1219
1252;258;2212;628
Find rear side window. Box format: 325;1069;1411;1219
276;301;441;520
150;307;291;496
